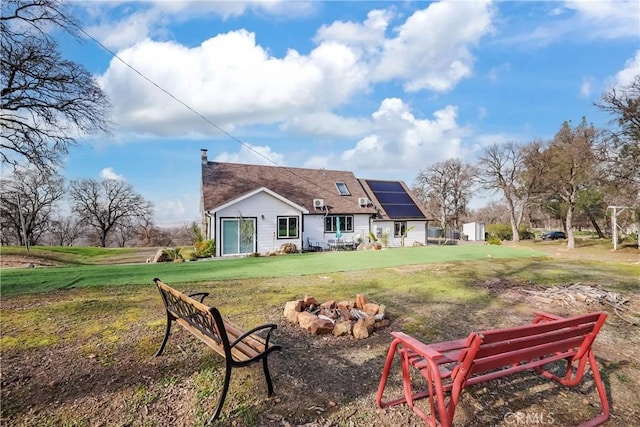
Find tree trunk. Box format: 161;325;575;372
566;205;575;250
586;211;605;239
509;211;520;243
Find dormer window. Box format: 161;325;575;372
335;182;350;196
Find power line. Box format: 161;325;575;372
71;22;342;199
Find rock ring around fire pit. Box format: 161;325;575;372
283;294;390;339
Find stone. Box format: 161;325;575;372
339;308;354;320
364;315;376;332
298;311;318;330
152;248;172;263
377;304;387;319
310;318;334;335
355;294;368;309
374;319;391;329
332;320;353;337
303;295;317;307
320;300;337;309
283;300;304;323
363;303;379;316
337;301;354;310
352;319;369;339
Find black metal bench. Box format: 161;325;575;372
154;278;282;424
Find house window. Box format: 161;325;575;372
394;221;407;238
325;215;353;232
335;182;350;196
278;216;299;238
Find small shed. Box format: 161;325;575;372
463;222;485;241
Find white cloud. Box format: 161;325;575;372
214;143;286;166
98;31;368;136
613;50;640;88
314;9;394;57
97;2;495;138
282;112;371;138
563;0;640;40
580;78;592;98
504;0;639;46
100;167;125;181
372;0;495;92
82;1;317;50
154;199;190;227
488;63;511;83
340;98;470;172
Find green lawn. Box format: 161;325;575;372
1;245;545;297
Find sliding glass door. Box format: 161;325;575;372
221;218;255;256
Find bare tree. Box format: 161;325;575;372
69;178;153;247
544;118;597;249
414;158;476;234
477;141;548;242
49;213;85;246
0;166;65;246
111;217;140;248
595;74;640;206
1;0;109;170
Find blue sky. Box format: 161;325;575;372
57;0;639;226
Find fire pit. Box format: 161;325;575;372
283;294;390;339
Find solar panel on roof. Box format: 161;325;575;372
384;205;425;218
365;180;426;219
375;192;414;204
368;181;404;192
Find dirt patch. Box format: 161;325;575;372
2;277;639;427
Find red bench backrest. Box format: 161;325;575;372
453;312;607;383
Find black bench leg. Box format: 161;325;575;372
208;363;232;424
155;312;173;357
263;357;275;396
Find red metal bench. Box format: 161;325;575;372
376;311;609;427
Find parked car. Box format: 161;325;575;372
541;231;566;240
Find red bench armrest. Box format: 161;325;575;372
391;331;449;361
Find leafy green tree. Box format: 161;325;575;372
544;118;597;249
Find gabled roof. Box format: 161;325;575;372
359;179;429;220
202;161;378;215
209;187;309;214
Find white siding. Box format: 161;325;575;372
216;192;303;256
372;220;427;248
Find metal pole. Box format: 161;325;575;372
17;193;29;253
612;207;617;251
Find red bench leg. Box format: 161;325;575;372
577;351;610;427
535;351;609;427
376;339;453;427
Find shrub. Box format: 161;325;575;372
486;223;512;241
519;228;535;240
486;236;502;245
194;239;215;258
280;243;297;254
486;223;535;241
161;247;184;262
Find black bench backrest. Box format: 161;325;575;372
155;280;232;356
454;311;607;383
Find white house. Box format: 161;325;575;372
200;149;431;256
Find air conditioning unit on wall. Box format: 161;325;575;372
358;197;370;207
313;198;324;209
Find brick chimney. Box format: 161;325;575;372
201;149;208;165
